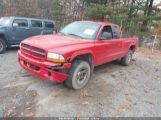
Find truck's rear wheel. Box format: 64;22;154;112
0;39;6;54
64;60;91;90
121;50;133;66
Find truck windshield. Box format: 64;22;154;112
0;17;10;26
60;22;100;40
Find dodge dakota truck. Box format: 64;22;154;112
18;21;138;90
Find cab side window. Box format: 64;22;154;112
13;19;28;28
100;26;113;40
45;22;54;29
112;26;121;39
31;20;42;28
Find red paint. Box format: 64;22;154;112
18;21;138;83
18;50;68;82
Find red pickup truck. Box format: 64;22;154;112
18;21;138;90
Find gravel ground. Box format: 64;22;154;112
0;47;161;117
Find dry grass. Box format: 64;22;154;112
137;47;161;59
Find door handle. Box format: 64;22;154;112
107;43;111;47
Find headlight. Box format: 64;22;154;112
47;53;65;63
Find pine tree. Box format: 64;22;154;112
84;0;161;37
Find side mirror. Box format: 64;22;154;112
13;23;18;28
100;32;112;40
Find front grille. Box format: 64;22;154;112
21;43;46;60
23;60;40;71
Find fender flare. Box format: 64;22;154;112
129;43;136;51
70;50;95;63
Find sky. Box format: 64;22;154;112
154;0;161;9
154;0;161;4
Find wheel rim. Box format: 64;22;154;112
0;42;3;52
127;52;132;63
76;67;88;85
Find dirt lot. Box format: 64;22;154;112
0;47;161;117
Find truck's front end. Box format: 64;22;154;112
18;42;71;83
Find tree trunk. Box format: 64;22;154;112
128;0;135;20
141;0;154;31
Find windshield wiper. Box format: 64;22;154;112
67;33;84;39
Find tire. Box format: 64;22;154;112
0;39;6;54
121;50;133;66
64;60;91;90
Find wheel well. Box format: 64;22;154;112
129;45;136;52
73;54;93;68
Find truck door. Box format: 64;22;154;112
95;25;114;65
10;19;30;43
95;25;122;65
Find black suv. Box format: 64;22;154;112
0;16;56;53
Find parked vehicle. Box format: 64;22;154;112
0;16;56;53
18;21;138;90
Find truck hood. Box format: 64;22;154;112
22;35;92;51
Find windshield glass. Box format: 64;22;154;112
0;17;10;26
60;22;100;40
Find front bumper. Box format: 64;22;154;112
18;50;71;83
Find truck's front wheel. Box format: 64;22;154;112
0;39;6;54
64;60;91;90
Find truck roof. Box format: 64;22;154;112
82;20;119;27
1;16;54;22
